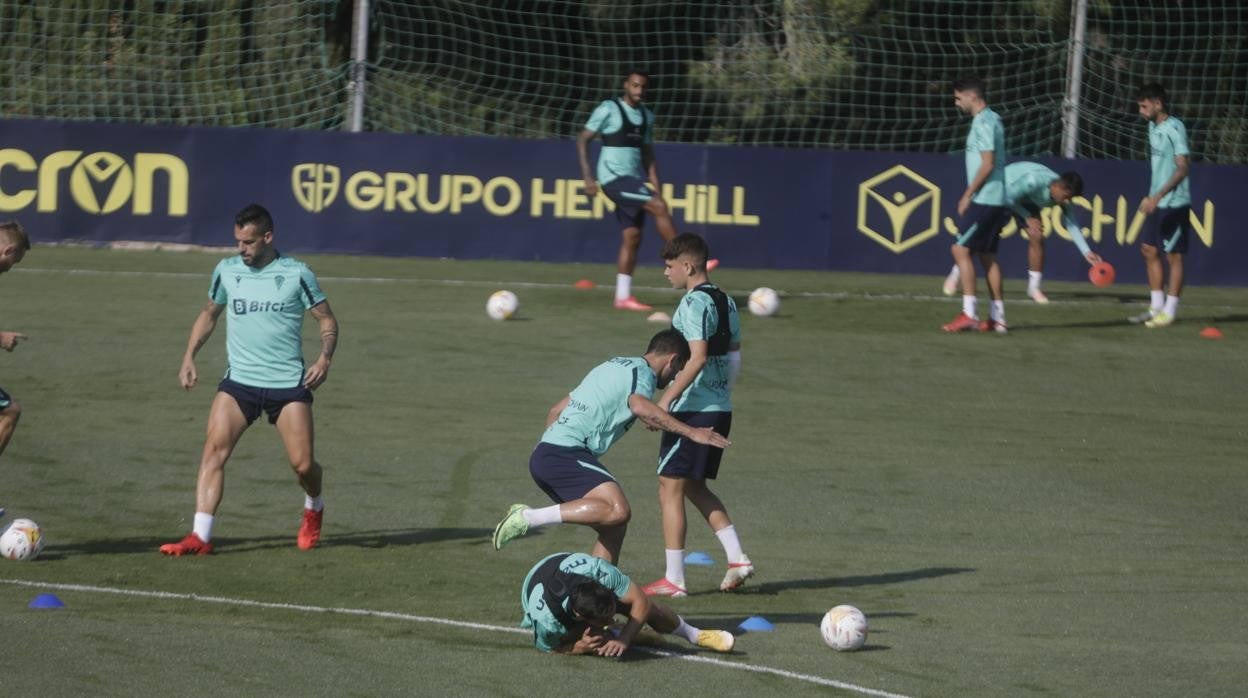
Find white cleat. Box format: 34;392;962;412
719;556;755;591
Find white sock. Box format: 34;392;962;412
664;548;686;588
1163;295;1180;317
1027;271;1042;293
304;494;324;512
991;300;1005;323
1150;290;1165;311
962;295;977;319
193;512;214;542
673;617;700;643
616;274;632;302
522;504;562;528
715;525;745;564
946;264;960;283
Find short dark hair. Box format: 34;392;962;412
1057;171;1084;197
0;221;30;251
660;233;710;267
952;77;985;99
1136;83;1166;102
647;328;691;366
568;581;617;622
234;203;274;234
624;69;649;83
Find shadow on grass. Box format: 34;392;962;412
1015;312;1248;332
41;526;492;557
700;566;975;597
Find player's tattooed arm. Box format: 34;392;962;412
310;301;338;361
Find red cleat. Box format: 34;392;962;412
641;577;688;598
614;296;653;312
941;312;979;333
159;532;213;556
978;318;1009;334
297;508;323;550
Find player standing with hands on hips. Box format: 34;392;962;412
576;70;716;312
160;203;339;555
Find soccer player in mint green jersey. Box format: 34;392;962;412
943;78;1012;334
0;221;32;519
160;204;339;556
640;233;753;598
943;163;1103;303
1132;83;1192;328
577;70;700;313
519;551;734;655
492;329;731;564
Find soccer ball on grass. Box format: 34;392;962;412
0;518;45;561
748;287;780;317
820;605;867;651
486;290;519;321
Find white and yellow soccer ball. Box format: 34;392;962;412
486;290;519;321
0;518;45;561
820;605;868;651
748;287;780;317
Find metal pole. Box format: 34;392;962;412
1061;0;1089;158
348;0;370;132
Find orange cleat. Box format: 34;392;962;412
159;532;213;556
641;577;688;598
297;508;323;550
614;297;653;312
941;313;978;333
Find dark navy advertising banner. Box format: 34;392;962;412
1;118;1243;285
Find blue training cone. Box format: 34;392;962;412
29;593;65;609
684;551;715;566
737;615;775;632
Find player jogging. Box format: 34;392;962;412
643;233;753;598
1131;83;1192;328
160;203;339;555
491;329;731;564
0;221;32;520
520;551;735;655
577;70;715;312
942;78;1011;334
942;162;1103;302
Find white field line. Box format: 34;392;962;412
0;577;913;698
20;265;1241;310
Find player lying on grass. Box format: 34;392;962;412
521;551;735;655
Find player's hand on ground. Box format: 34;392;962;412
595;637;630;657
1085;251;1104;264
303;357;331;390
690;426;730;449
179;358;198;390
0;331;27;352
570;627;606;655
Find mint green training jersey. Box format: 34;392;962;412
541;356;656;456
585;98;654;185
209;253;327;389
965;108;1007;206
520;552;632;652
1005;161;1092;257
1148;116;1191;207
670;286;740;413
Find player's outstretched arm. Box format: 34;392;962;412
303;300;338;390
628;394;731;448
180;302;224;390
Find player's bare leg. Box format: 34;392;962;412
276;401;324;549
643;196;677;243
0;401;21;458
643;597;735;652
942;244;980;331
614;226;653;310
685;479;754;590
161;392;248;555
981;252;1008;333
1027;232;1049;303
1130;243;1166;324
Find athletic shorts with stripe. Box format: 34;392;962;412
601;176;653;231
1140;206;1192;254
529;442;618;503
954;203;1011;254
657;412;732;480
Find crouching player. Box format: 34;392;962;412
520;551;735;656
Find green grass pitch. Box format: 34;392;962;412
1;246;1245;696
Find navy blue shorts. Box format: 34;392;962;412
529;442;618;503
657;412;732;480
0;385;12;410
601;176;654;231
954;203;1011;253
217;377;313;426
1141;206;1192;254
